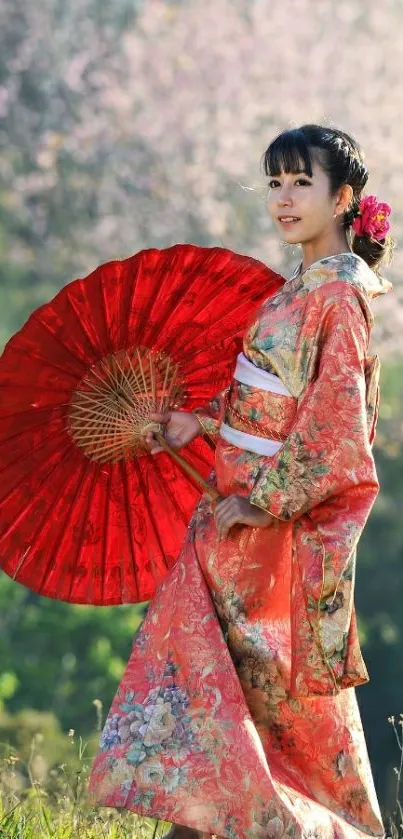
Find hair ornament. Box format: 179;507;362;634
352;194;392;241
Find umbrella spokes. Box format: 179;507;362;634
67;346;184;463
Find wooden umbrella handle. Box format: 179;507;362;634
154;432;220;502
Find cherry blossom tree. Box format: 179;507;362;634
0;0;402;349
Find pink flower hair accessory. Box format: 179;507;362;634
352;194;392;240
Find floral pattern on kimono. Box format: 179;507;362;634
196;252;388;698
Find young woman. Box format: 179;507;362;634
89;125;392;839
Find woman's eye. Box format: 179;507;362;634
268;177;311;189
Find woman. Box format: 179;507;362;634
89;125;392;839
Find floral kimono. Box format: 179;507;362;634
89;253;391;839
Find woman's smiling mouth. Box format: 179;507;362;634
278;216;301;225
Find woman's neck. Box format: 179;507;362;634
301;229;351;272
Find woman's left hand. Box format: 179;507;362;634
214;494;275;538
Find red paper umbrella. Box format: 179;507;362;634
0;244;284;605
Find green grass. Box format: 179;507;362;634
0;727;170;839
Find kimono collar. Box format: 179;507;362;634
294;252;393;300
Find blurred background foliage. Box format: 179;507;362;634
0;0;402;822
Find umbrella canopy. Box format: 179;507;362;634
0;244;284;605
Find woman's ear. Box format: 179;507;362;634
335;183;353;217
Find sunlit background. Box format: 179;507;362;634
0;0;402;828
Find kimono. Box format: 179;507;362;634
89;252;391;839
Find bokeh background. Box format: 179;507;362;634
0;0;402;824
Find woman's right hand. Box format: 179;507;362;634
144;411;202;455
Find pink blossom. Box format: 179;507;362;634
352;194;392;240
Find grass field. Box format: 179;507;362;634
0;727;169;839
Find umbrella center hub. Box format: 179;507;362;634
67;346;184;462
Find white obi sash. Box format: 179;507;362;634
219;352;291;456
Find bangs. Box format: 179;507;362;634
263;129;314;177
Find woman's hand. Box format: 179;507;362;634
144;411;202;454
214;495;275;538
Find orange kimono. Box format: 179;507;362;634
89;253;391;838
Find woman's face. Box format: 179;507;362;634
266;156;339;246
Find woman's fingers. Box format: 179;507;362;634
145;439;163;454
214;497;240;537
149;411;172;424
143;412;171;453
147;444;164;455
144;429;163;454
214;495;275;535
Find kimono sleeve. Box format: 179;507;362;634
193;387;229;445
249;290;379;521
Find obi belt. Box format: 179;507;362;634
219;352;297;455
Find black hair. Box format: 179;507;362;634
262;124;393;272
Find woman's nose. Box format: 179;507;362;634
277;188;293;206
